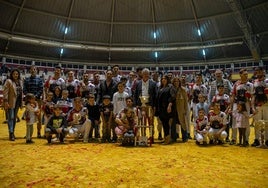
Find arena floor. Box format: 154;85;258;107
0;109;267;187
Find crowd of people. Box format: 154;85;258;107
2;64;268;147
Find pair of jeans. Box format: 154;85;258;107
7;105;19;134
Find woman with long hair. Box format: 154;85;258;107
3;69;23;141
156;75;173;144
170;77;190;142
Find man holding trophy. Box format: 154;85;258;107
67;97;91;143
134;68;157;145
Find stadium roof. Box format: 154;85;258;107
0;0;268;66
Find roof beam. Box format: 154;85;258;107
190;0;206;61
108;0;116;63
63;0;75;42
226;0;260;60
4;0;26;54
2;53;264;67
0;31;243;52
0;30;245;47
150;0;157;45
60;0;75;60
150;0;157;63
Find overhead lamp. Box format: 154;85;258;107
153;32;157;39
60;48;64;55
64;27;68;34
155;52;158;58
198;29;201;36
202;49;206;56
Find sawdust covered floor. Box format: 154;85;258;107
0;109;267;188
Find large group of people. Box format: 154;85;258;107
2;64;268;147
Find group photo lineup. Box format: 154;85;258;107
0;0;267;187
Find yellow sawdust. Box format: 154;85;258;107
0;109;267;188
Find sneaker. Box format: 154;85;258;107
245;141;249;146
209;140;214;144
51;137;58;142
229;140;236;145
265;140;268;146
225;138;230;142
251;139;260;147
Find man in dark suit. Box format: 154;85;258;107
133;68;157;143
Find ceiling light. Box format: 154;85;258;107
60;48;64;55
198;29;201;36
153;32;156;39
202;49;206;56
155;52;158;58
64;27;68;34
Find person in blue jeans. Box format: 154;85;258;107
3;68;23;141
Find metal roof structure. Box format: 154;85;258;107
0;0;267;66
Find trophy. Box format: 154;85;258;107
73;113;81;124
139;95;149;107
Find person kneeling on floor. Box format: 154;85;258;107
208;102;228;144
45;104;68;144
195;108;209;145
115;107;137;146
67;97;91;143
